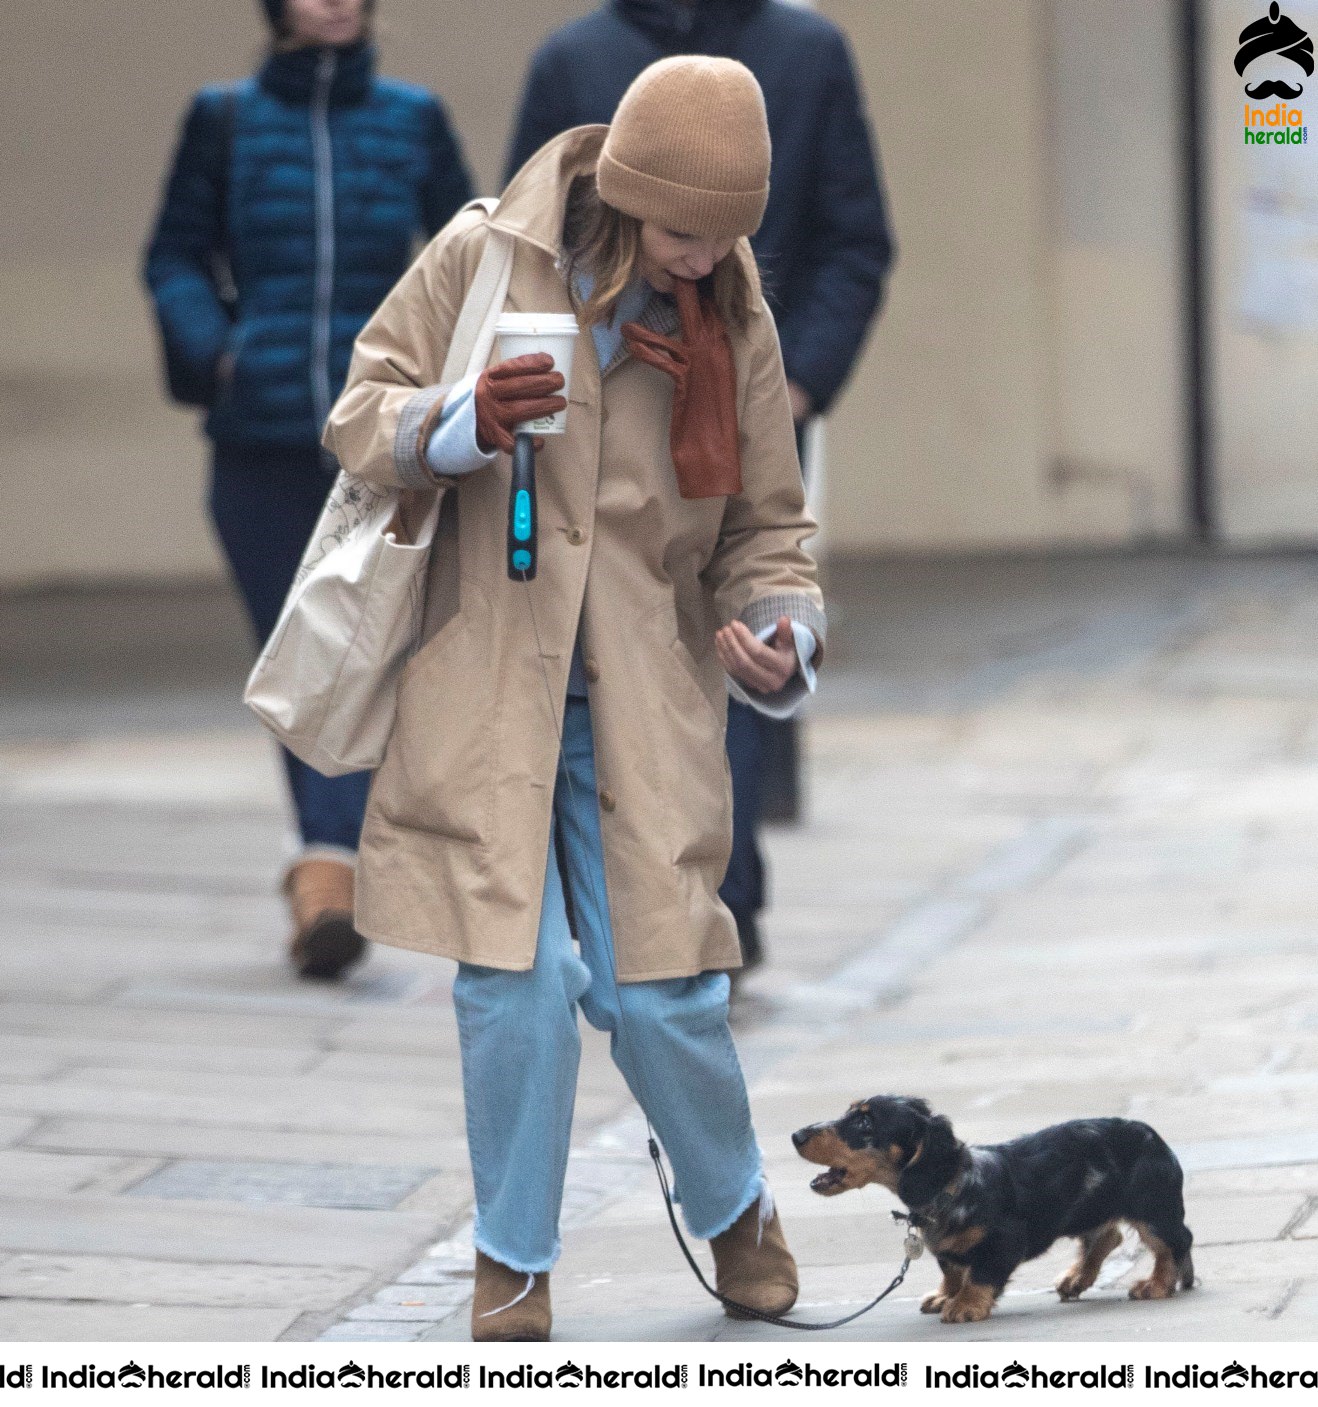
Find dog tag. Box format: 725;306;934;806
903;1230;924;1261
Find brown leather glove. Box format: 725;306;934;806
473;352;567;455
621;277;743;498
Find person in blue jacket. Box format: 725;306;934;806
144;0;474;980
505;0;895;976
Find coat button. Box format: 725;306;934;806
585;657;601;683
598;787;616;812
567;526;586;545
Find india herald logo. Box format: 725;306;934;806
1236;3;1314;99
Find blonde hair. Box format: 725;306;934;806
562;174;756;333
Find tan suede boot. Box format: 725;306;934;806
283;856;367;981
710;1198;798;1319
471;1251;551;1341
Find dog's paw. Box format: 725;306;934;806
1128;1277;1173;1300
920;1292;947;1314
941;1293;993;1324
1056;1272;1089;1301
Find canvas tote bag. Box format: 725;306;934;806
244;200;513;776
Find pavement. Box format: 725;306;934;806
1;549;1317;1342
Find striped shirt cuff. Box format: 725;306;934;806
393;383;458;491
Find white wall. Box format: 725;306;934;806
1043;0;1189;543
818;0;1188;552
1206;0;1318;542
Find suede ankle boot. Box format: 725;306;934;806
471;1251;551;1341
283;856;367;981
710;1198;798;1319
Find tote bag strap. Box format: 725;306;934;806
440;197;513;384
399;198;511;539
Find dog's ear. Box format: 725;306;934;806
897;1114;962;1209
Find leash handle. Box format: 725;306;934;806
508;432;537;579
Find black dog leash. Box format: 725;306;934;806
512;443;916;1330
647;1140;918;1330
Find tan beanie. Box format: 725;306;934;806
597;56;771;242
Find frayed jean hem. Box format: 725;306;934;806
473;1224;561;1276
688;1167;770;1243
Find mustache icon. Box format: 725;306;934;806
1246;78;1305;97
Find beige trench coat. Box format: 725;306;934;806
323;126;826;980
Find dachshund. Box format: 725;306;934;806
793;1096;1194;1324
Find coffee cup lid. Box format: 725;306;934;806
496;312;580;336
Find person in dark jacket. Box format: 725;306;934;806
505;0;895;975
144;0;474;980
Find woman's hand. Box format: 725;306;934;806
474;352;567;454
715;615;800;695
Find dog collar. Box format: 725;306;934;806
894;1176;964;1234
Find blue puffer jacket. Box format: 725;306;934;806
505;0;895;418
144;42;473;449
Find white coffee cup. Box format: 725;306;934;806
495;312;580;435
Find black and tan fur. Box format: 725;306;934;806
793;1096;1194;1324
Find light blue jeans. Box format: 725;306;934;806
453;694;766;1273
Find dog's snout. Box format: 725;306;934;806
791;1126;813;1150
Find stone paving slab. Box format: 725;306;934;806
0;1000;339;1048
0;1151;159;1198
0;1253;375;1310
0;1033;316;1078
345;1285;472;1322
392;1172;478;1223
1293;1207;1318;1238
324;1024;461;1057
0;1299;301;1342
1189;1162;1318;1196
319;1319;448;1341
0;1116;37;1148
124;1160;439;1211
0;975;124;1004
0;1079;462;1137
1126;1093;1318;1143
0;1051;69;1081
0;1195;441;1267
71;1065;466;1116
305;1041;625;1099
0;879;281;930
28;1119;469;1170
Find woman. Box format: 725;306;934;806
143;0;473;979
325;56;825;1341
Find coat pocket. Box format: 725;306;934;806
375;576;501;845
642;604;732;868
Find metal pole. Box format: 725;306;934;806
1181;0;1215;541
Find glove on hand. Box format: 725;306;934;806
621;277;743;498
474;353;567;455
